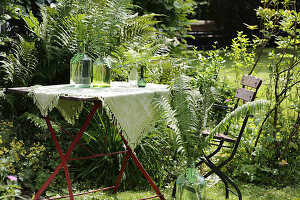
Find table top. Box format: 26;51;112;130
6;82;170;149
7;82;169;101
7;86;99;101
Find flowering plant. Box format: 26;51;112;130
0;175;25;199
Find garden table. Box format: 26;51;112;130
7;82;169;200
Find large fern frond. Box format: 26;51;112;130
153;94;182;146
120;13;160;44
153;74;210;159
171;75;209;159
118;35;172;73
208;99;271;139
19;112;60;131
154;74;269;162
0;35;37;86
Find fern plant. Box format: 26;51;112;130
1;0;171;113
154;75;213;165
117;34;173;79
0;35;37;87
15;0;167;84
154;74;270;166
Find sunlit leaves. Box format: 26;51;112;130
210;100;271;137
22;11;41;37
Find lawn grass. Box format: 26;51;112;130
206;182;300;200
219;49;270;104
219;47;288;85
57;181;300;199
219;48;272;86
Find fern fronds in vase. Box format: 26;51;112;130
154;74;270;164
154;74;213;163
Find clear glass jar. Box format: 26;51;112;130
128;67;138;87
92;57;111;88
70;42;92;88
176;166;206;200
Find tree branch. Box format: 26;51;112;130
254;106;275;147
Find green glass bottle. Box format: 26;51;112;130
138;65;147;87
70;42;92;88
176;161;206;200
92;57;111;88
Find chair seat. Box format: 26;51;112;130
202;131;236;143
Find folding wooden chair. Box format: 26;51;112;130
172;74;263;200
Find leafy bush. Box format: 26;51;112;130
133;0;196;39
0;120;46;192
0;175;23;200
214;0;300;186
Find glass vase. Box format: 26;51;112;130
70;42;92;88
92;58;111;88
138;65;147;87
128;67;138;87
176;167;206;200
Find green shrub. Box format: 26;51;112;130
0;120;45;192
133;0;196;39
220;0;300;186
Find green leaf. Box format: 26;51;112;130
165;4;173;10
264;135;275;143
22;11;40;36
173;1;181;9
3;14;11;20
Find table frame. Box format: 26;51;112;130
6;87;165;200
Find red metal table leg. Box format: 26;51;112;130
34;102;101;200
113;151;130;193
46;116;74;199
34;163;63;200
128;151;165;200
64;102;101;159
120;132;166;200
34;101;165;200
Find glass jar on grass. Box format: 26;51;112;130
70;42;92;88
176;161;206;200
92;57;111;88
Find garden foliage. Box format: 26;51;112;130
218;0;300;185
0;0;299;198
133;0;196;40
0;0;185;196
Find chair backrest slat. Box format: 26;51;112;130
235;88;255;102
241;75;263;89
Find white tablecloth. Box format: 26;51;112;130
28;82;170;149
